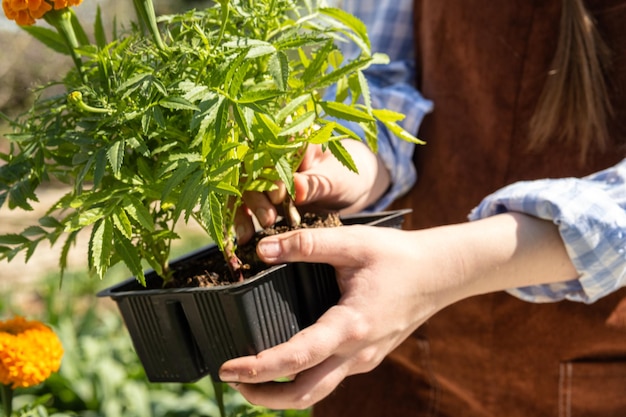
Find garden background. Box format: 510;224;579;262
0;1;310;416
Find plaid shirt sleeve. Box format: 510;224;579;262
329;0;433;211
469;159;626;304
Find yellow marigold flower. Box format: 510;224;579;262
0;316;63;389
1;0;82;26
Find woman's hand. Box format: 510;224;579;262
235;140;390;244
219;213;578;409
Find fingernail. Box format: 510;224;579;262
255;207;270;226
219;370;239;382
258;239;281;260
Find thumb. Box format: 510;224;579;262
257;227;364;265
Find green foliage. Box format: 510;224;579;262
1;272;309;417
0;0;421;286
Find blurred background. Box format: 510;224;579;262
0;2;310;416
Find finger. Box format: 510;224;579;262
293;171;335;207
242;192;279;227
234;205;255;244
232;354;351;410
266;182;287;205
256;226;374;265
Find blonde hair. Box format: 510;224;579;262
528;0;612;159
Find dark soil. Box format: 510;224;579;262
164;212;343;288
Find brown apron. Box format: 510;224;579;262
313;1;626;416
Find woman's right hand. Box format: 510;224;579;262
236;139;391;243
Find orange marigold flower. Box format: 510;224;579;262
50;0;81;10
1;0;82;26
0;316;64;389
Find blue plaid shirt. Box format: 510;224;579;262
340;0;626;303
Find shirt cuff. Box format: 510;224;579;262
468;160;626;304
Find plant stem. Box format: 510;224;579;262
283;197;301;228
67;91;112;114
216;0;230;47
212;380;226;417
133;0;166;50
1;384;13;417
44;8;84;80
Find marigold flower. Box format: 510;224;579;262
1;0;82;26
0;316;63;389
50;0;82;9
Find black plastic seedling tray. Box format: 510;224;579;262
98;209;411;383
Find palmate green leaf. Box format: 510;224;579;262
8;180;37;211
306;122;336;145
175;171;204;222
75;152;96;191
302;40;335;87
319;101;374;123
223;48;250;94
328;139;358;173
254;113;281;140
243;149;273;183
278;111;316;137
360;120;379;153
122;196;155;232
113;208;133;239
274;155;295;198
269;51;289;91
206;152;242;179
274;32;329;51
232;103;254;141
22;226;46;237
223;38;276;59
245;178;277;193
380;120;426;145
330;121;361;140
319;8;370;50
356;70;372;110
237;89;284;105
24;238;41;263
107;140;125;177
229;59;252;97
194;98;223;151
204;192;225;252
39;216;62;229
308;56;373;90
210;181;241;196
159;97;200;111
161;160;200;201
65;207;106;232
180;81;211;103
319;8;370;55
59;230;79;280
275;94;312;123
372;108;406;123
0;234;30;245
215;99;230;146
113;229;145;286
89;218;113;278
